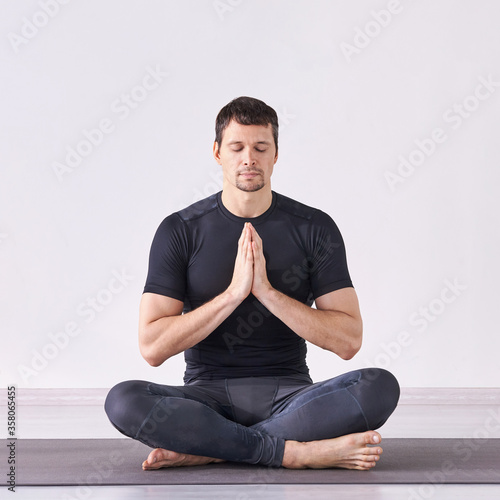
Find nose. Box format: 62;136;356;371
242;151;257;166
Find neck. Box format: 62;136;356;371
221;184;273;218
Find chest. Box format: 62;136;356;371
185;220;313;306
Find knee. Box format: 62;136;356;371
356;368;400;428
368;368;400;405
104;380;149;433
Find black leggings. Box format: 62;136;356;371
104;368;400;467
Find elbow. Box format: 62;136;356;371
144;353;164;367
140;345;164;367
339;324;363;361
340;344;360;361
139;332;167;367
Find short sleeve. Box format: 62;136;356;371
308;210;353;300
143;214;189;301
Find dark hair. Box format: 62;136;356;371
215;96;279;153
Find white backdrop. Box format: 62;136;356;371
1;0;499;389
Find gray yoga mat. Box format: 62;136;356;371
4;438;500;485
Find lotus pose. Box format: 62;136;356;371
105;96;400;470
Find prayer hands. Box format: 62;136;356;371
248;223;272;299
227;223;272;303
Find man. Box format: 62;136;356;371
105;96;400;470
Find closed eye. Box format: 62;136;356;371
230;146;268;153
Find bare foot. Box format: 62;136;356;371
142;448;224;470
282;430;383;470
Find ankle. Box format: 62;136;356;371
282;440;308;469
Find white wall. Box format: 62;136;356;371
1;0;499;389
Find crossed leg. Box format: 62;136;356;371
143;430;383;470
105;368;400;470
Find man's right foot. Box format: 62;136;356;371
142;448;224;470
282;430;383;470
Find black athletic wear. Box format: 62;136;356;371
106;190;400;467
105;369;401;466
143;191;353;383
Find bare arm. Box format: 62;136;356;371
139;223;254;366
249;224;363;360
253;287;362;360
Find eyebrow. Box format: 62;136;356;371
227;141;271;145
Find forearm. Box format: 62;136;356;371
141;223;256;367
257;288;362;360
140;291;241;366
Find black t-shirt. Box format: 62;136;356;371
144;191;353;383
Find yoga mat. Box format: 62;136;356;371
3;438;500;485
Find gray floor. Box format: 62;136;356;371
4;390;500;499
12;484;500;499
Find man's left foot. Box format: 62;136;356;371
282;430;383;470
142;448;224;470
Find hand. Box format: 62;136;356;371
248;223;273;300
226;223;254;303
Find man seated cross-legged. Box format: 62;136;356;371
105;96;400;470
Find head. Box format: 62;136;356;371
215;96;279;154
213;97;279;193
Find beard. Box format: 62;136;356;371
235;171;265;192
236;178;265;192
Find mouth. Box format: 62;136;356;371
239;171;261;179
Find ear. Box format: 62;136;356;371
213;141;222;165
274;150;279;164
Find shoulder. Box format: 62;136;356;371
274;192;334;226
176;192;219;222
154;192;219;234
274;192;318;220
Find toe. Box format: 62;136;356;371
363;445;382;456
342;459;377;470
366;431;381;444
357;459;378;470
